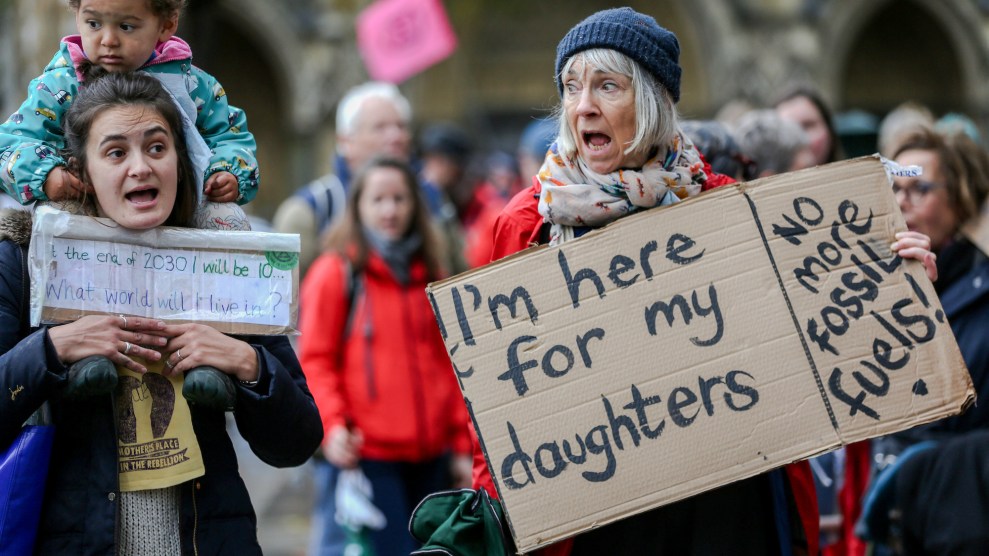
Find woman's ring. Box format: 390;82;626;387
123;341;132;355
165;360;174;370
119;314;128;328
176;349;182;361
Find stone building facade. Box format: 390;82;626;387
3;0;989;219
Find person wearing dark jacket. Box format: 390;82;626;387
867;127;989;555
0;72;322;555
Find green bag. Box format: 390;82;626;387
341;523;375;556
409;488;512;556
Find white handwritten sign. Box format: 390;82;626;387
29;206;300;335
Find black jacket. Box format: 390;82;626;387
868;239;989;553
883;238;989;446
934;240;989;432
0;210;323;555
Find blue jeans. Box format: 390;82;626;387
308;456;450;556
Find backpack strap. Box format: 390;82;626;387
300;174;346;236
341;258;363;340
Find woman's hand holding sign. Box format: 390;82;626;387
892;230;938;282
48;314;167;374
160;323;260;383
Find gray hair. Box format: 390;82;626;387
335;81;412;136
554;49;679;162
733;110;809;178
878;102;935;158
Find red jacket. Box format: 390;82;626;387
822;441;870;556
461;182;506;268
300;251;471;461
476;174;820;556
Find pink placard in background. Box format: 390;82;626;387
356;0;458;84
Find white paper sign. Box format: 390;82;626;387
29;206;300;335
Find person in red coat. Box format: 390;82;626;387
300;156;471;555
464;7;937;556
464;8;818;554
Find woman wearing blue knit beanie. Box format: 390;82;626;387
474;7;821;556
535;7;714;246
411;7;935;556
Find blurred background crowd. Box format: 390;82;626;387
5;0;989;222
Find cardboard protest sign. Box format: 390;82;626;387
28;206;300;335
426;157;975;552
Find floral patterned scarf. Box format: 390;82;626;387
537;130;707;244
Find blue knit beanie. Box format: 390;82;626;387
555;7;681;103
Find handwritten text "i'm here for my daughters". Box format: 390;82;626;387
431;230;755;490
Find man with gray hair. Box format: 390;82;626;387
273;81;412;275
733;109;815;180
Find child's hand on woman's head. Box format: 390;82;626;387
43;166;92;201
204;171;239;203
47;314;167;374
892;230;938;282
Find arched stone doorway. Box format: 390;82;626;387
824;0;989;132
183;1;299;220
840;2;962;115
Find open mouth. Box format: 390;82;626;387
582;131;612;151
125;188;159;205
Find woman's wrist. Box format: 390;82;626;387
235;345;261;384
42;327;72;370
45;324;72;365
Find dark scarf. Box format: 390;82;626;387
363;226;422;285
